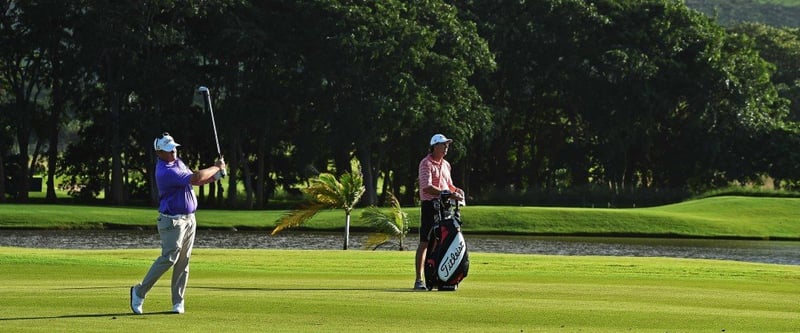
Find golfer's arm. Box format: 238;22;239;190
190;166;222;186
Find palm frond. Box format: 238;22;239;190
362;233;392;250
339;168;365;210
360;191;409;250
361;207;401;235
305;173;342;207
270;202;325;235
388;192;410;236
272;162;365;250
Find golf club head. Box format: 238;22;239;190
191;87;207;108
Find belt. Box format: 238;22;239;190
160;212;192;219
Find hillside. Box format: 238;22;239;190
685;0;800;27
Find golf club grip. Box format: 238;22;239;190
219;157;227;177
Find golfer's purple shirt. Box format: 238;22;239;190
156;158;197;215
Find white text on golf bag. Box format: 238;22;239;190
438;233;466;281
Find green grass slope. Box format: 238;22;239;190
1;196;799;239
0;248;797;332
686;0;800;27
463;196;800;239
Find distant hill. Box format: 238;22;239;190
685;0;800;27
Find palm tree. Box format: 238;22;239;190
271;161;365;250
360;192;410;251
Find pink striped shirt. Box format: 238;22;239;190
418;154;455;201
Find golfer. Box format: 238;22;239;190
415;133;464;290
130;132;225;314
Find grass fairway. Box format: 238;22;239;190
3;196;800;240
0;247;797;332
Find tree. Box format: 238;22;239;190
26;1;84;203
59;0;212;205
0;99;11;202
70;0;199;204
187;0;307;209
458;0;614;198
458;0;788;204
271;160;365;250
729;23;800;121
360;192;410;251
0;0;51;201
298;0;494;205
4;0;794;207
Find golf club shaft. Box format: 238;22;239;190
198;86;226;177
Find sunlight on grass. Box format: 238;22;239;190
0;248;797;332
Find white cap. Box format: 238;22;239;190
154;133;181;152
429;134;453;146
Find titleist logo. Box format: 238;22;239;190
439;238;465;280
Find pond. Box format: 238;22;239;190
1;229;798;265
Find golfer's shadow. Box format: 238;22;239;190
0;312;175;321
195;286;417;293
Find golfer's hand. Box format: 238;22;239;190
214;159;227;179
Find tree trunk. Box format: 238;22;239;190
29;139;43;175
109;83;124;205
45;76;63;203
0;153;6;203
343;211;351;250
197;184;205;203
225;132;239;208
380;169;390;205
356;143;377;206
255;135;266;209
207;181;216;206
405;177;417;206
14;100;31;202
216;179;224;206
149;150;159;205
8;47;46;202
238;143;253;209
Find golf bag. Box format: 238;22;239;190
424;191;469;291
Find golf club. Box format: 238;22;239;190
197;86;226;177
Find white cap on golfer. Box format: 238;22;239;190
429;134;453;146
154;132;181;152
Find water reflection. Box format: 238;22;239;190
0;229;797;265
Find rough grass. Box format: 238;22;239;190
0;248;797;332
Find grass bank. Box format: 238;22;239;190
2;196;799;240
0;247;797;332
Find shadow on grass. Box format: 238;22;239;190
195;285;421;293
0;311;176;321
0;286;430;321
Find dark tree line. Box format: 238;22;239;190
1;0;799;208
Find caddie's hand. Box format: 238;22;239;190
454;189;465;201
